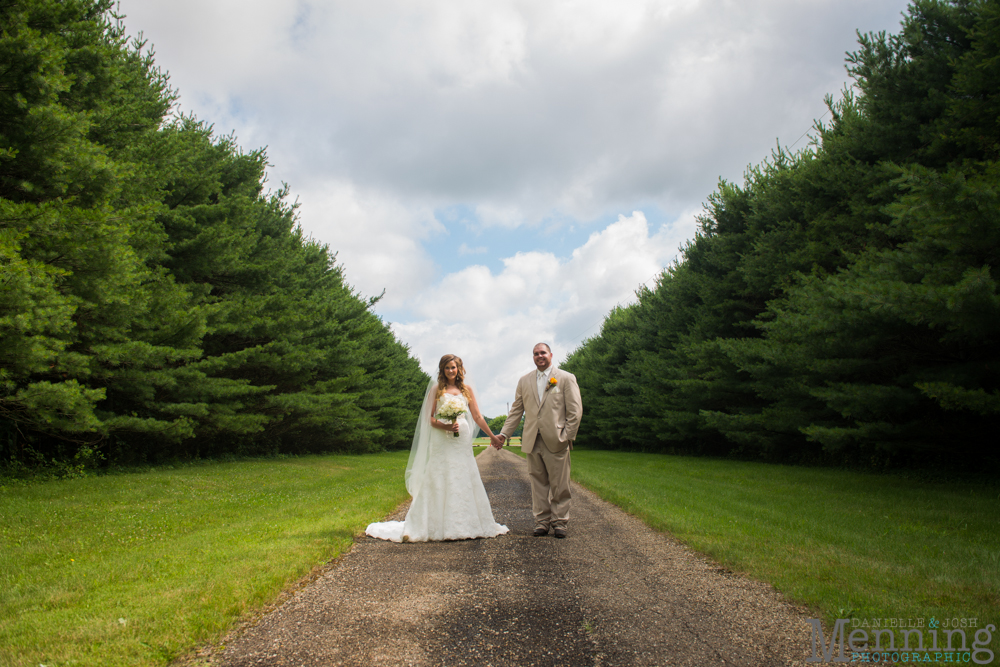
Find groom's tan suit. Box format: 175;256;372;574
500;367;583;530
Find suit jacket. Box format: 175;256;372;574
500;367;582;454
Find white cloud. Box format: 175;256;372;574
293;182;442;308
124;0;909;225
475;203;529;230
394;211;688;414
458;243;488;255
117;0;913;416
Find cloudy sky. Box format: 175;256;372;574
118;0;911;415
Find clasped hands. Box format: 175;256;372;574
488;433;506;450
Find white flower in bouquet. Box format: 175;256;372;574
435;394;467;438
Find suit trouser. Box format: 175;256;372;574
526;435;572;529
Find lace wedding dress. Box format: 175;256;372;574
366;391;509;542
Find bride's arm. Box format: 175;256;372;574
466;388;494;436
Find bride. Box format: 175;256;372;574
365;354;509;542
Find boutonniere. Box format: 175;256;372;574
546;377;558;392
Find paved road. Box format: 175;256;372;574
205;448;814;666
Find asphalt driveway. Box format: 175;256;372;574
196;448;815;666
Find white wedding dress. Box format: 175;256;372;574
366;391;509;543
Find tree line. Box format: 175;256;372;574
1;0;428;471
563;0;999;471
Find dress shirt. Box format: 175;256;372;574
536;367;554;404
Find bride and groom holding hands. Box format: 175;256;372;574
366;343;583;543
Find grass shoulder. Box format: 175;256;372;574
570;449;1000;637
0;451;410;667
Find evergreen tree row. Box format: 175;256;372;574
563;0;1000;471
0;0;428;469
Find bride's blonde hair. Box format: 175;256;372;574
437;354;471;399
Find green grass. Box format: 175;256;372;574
571;451;1000;633
472;436;521;447
5;447;997;666
0;452;410;667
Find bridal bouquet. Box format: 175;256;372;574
435;394;467;438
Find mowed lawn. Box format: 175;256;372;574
3;448;998;666
571;450;1000;634
0;452;410;667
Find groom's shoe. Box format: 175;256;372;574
533;527;549;537
553;528;567;539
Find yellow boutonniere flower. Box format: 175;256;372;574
548;377;558;387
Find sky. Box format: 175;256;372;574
117;0;912;416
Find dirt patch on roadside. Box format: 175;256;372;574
190;448;816;666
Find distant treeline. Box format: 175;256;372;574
564;0;999;470
1;0;428;469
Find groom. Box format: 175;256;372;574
496;343;583;538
